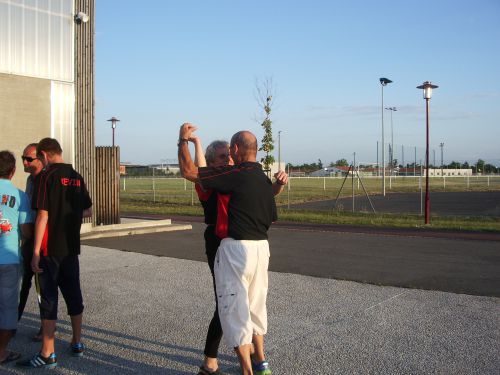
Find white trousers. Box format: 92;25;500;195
214;238;270;348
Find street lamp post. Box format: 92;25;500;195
107;116;120;147
380;77;392;196
417;81;438;224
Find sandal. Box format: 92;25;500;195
1;351;21;364
198;365;222;374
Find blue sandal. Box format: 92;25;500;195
252;360;272;375
71;342;85;357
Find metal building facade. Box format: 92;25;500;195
0;0;95;222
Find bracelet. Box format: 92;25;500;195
177;138;189;147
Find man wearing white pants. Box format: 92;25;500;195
178;123;282;375
215;238;270;348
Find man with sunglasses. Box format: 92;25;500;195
18;144;44;340
17;138;92;369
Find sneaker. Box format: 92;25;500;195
17;352;57;368
71;342;85;357
252;360;272;375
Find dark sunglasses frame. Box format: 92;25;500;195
21;156;38;162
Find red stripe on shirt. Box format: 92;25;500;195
215;193;231;239
195;183;212;201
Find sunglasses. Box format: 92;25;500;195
21;156;38;162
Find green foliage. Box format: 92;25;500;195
334;159;349;167
256;80;275;175
259;116;275;170
288;162;322;173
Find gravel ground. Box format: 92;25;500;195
4;246;499;374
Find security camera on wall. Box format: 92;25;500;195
74;12;89;24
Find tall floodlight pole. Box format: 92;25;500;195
107;117;120;147
278;130;282;171
440;142;444;176
417;81;439;225
385;107;397;175
380;78;392;196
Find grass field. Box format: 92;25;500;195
120;175;500;232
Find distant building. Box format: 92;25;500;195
120;163;180;176
310;167;348;177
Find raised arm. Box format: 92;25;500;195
178;123;199;183
191;135;207;168
272;170;288;196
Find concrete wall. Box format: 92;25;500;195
0;73;51;189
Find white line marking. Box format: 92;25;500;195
364;291;407;312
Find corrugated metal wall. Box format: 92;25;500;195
95;147;121;225
74;0;96;224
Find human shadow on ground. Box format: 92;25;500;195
7;313;238;374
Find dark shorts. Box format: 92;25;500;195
38;255;84;320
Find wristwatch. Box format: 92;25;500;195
177;138;189;147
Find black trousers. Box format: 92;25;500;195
18;239;35;320
203;225;223;358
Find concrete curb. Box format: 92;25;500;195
80;219;192;240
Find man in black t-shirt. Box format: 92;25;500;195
179;123;280;375
17;138;92;369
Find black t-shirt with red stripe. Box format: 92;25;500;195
33;163;92;256
198;162;277;240
195;184;217;225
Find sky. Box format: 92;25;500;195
94;0;500;167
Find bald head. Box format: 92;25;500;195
230;131;257;163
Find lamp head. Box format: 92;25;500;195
379;77;392;86
417;81;438;99
107;116;120;129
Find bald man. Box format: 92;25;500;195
179;123;279;375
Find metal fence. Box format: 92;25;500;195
120;175;500;207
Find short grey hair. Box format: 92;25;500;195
205;140;229;165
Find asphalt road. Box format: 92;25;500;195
83;221;500;297
290;190;500;216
